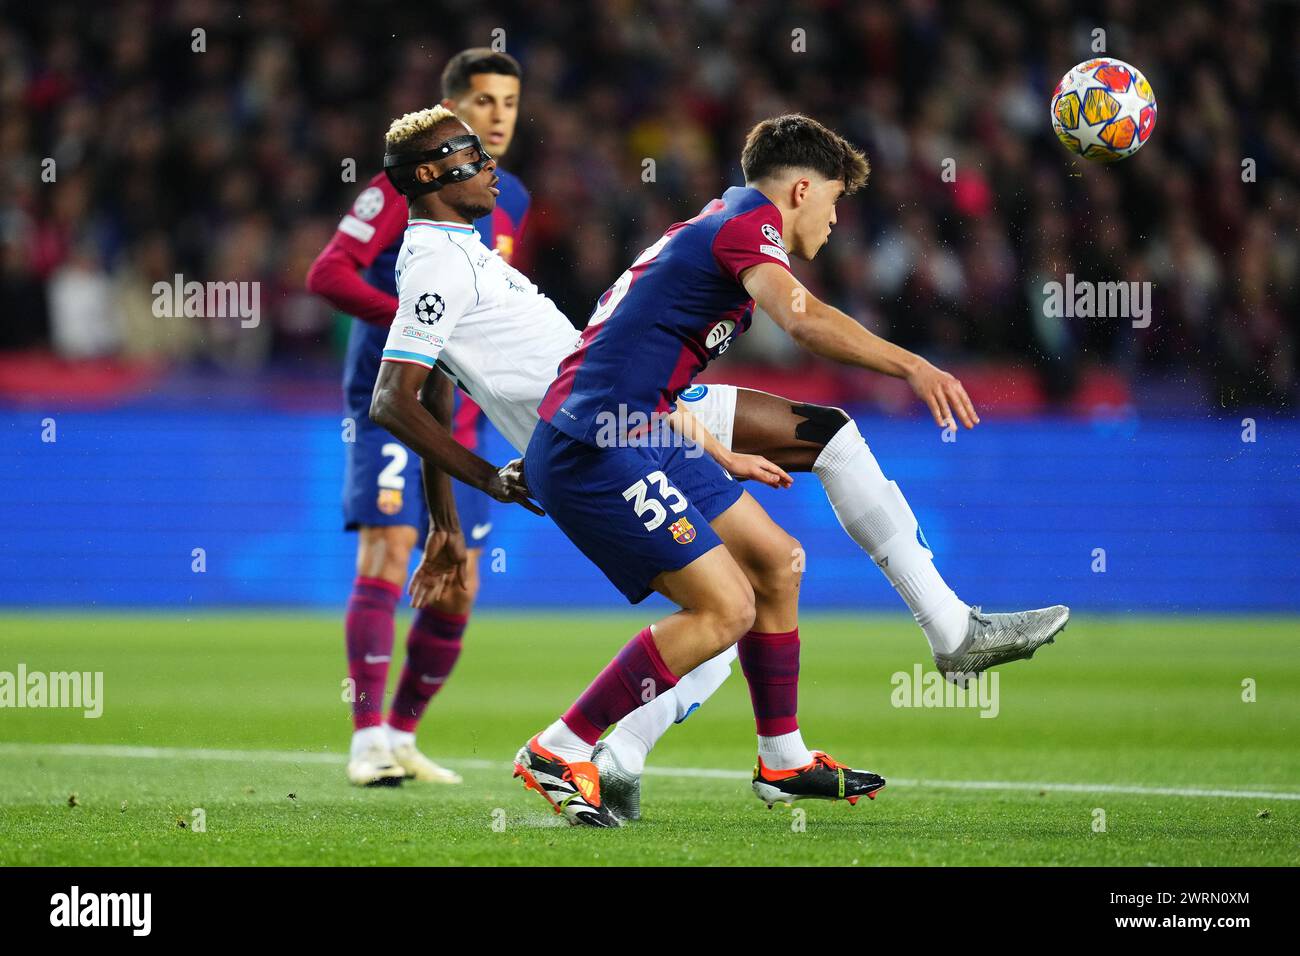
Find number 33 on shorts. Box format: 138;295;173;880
622;470;688;532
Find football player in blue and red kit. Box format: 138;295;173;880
306;50;530;786
515;115;1067;826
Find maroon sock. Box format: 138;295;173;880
386;608;467;732
344;576;400;730
562;627;680;745
737;628;801;736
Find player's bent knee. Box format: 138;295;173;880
747;531;804;601
732;593;758;640
710;580;756;649
792;402;851;448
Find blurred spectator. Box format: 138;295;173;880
47;239;121;359
0;0;1295;411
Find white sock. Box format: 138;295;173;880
758;729;814;770
350;725;388;758
602;701;665;776
604;646;738;774
384;724;415;750
813;419;970;655
538;718;593;764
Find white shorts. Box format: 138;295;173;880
676;383;739;452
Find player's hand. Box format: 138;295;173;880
409;527;468;608
720;452;793;489
485;457;545;515
907;360;979;430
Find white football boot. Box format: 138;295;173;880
591;740;641;821
391;742;463;784
346;731;406;787
934;605;1070;686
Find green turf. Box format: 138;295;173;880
1;612;1296;866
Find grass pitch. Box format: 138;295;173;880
1;612;1297;866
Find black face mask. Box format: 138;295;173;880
383;134;494;198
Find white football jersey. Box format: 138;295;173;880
381;219;581;453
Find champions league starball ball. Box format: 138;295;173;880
1050;57;1156;162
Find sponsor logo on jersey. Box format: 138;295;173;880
470;522;493;541
414;292;445;325
338;215;375;242
401;326;444;347
352;187;385;221
377;489;403;515
759;243;790;266
705;319;735;350
337;186;386;243
669;517;697;544
678;384;709;402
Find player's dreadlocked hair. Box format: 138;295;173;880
384;105;460;155
741;114;870;195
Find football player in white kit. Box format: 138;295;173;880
370;106;1068;821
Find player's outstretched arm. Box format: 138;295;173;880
666;407;792;488
370;359;544;515
408;370;468;607
742;262;980;430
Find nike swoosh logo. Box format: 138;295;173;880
419;674;446;685
363;654;390;664
470;523;492;540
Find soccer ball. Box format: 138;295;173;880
1050;57;1156;162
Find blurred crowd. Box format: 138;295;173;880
1;0;1296;408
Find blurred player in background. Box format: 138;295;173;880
306;49;528;787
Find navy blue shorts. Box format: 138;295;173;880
342;415;493;547
524;421;745;603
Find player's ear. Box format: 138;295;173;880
792;176;811;207
440;97;458;111
415;162;437;185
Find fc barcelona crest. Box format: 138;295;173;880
669;517;696;544
377;489;403;515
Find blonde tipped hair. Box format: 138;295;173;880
385;105;459;150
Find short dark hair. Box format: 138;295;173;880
741;114;869;195
441;48;522;101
